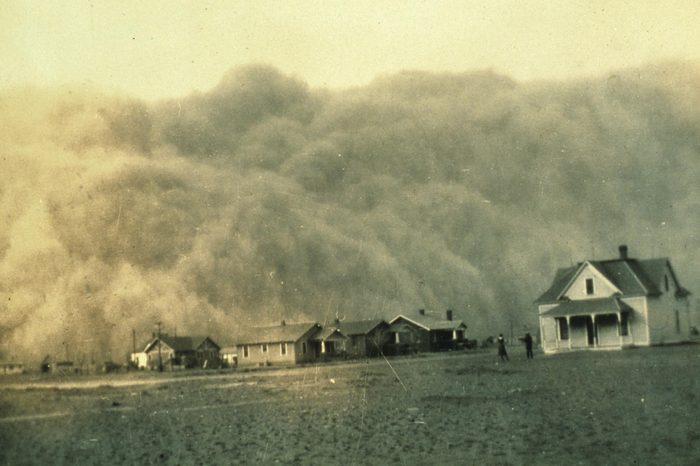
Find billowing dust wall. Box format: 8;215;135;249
1;63;699;363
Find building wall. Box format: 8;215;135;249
564;263;620;300
595;314;620;347
538;304;559;353
647;294;691;344
238;341;296;366
342;327;388;358
621;297;649;346
294;335;319;363
0;364;24;375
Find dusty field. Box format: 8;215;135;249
1;345;700;465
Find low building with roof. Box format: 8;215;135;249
310;326;348;359
536;245;692;354
143;335;221;370
220;347;238;367
385;310;468;355
0;362;24;375
236;321;322;367
329;319;389;358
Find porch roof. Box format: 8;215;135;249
541;297;632;318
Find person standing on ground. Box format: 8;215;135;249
522;332;534;359
497;334;509;361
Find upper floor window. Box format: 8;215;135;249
243;345;249;358
585;278;595;295
665;275;669;292
261;343;268;353
280;343;287;355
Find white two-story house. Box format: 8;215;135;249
535;245;691;354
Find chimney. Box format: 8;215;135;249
446;310;453;321
419;309;425;316
281;320;286;326
619;245;628;260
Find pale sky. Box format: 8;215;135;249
2;0;699;100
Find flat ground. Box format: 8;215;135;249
1;345;700;465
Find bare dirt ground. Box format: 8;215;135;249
1;345;700;465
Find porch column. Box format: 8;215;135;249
591;314;597;348
617;312;623;346
452;330;457;340
566;316;572;350
321;340;326;354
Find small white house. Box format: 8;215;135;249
536;245;691;354
130;352;148;369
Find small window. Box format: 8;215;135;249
619;313;629;336
243;345;249;358
280;343;287;355
585;278;594;295
558;318;569;340
665;275;669;292
675;309;681;334
261;344;268;353
302;342;307;354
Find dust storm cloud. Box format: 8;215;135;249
1;63;699;362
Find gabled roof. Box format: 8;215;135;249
535;256;689;304
389;313;466;331
236;322;321;345
333;319;387;336
535;266;580;304
144;335;219;353
311;327;348;342
540;297;633;318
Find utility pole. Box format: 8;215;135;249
157;321;163;372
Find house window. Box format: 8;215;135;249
280;343;287;355
302;342;307;354
558;318;569;340
261;344;268;353
619;313;629;336
585;278;595;295
675;309;681;334
243;345;249;358
665;275;669;292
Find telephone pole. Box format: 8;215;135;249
157;321;163;372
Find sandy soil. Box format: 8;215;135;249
1;345;700;465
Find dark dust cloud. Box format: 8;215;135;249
1;63;699;362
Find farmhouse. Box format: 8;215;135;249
237;322;322;367
143;335;221;370
332;319;389;358
385;310;468;355
220;347;238;367
536;245;692;354
0;362;24;375
311;325;348;359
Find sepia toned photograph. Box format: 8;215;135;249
1;1;699;464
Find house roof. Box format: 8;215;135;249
389;313;467;331
144;335;219;353
311;327;348;342
535;256;689;304
236;322;321;345
540;297;633;318
332;319;387;336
